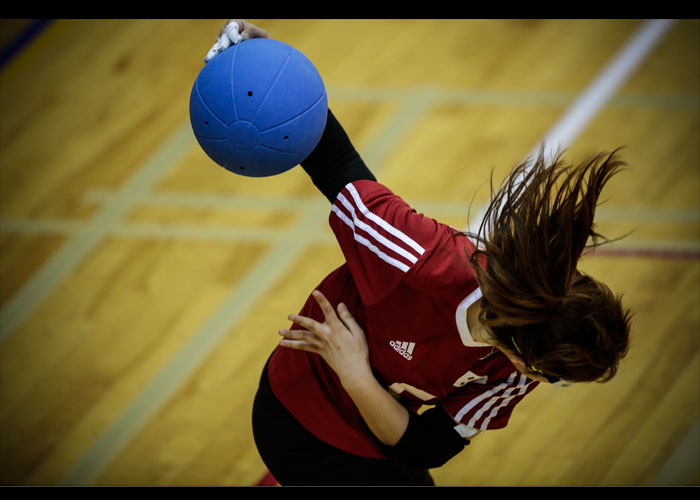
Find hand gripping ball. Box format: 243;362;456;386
189;38;328;177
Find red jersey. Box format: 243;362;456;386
268;180;538;459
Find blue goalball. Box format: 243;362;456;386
189;38;328;177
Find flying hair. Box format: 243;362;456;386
466;146;632;383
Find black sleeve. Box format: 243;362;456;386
300;109;376;203
384;405;469;470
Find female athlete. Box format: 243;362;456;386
206;20;632;486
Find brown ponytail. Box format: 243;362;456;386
468;147;632;383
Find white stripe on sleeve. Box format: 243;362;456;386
345;183;425;256
479;374;531;430
470;373;529;430
331;205;411;273
336;192;419;264
454;372;517;424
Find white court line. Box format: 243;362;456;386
469;19;678;234
52;19;676;485
529;19;676;162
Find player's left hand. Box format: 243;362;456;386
279;290;372;385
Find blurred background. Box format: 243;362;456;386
0;19;698;486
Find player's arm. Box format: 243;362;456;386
386;405;473;469
279;290;470;467
279;290;409;446
300;109;377;202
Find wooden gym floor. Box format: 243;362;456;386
0;19;698;486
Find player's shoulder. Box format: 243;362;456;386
336;179;398;204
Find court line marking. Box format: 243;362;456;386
469;19;678;234
2;217;698;258
57;86;436;486
530;19;677;161
0;121;195;343
0;80;431;342
80;189;700;222
57;204;325;486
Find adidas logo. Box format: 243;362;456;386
390;341;415;360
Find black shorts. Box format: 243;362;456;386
251;357;434;486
